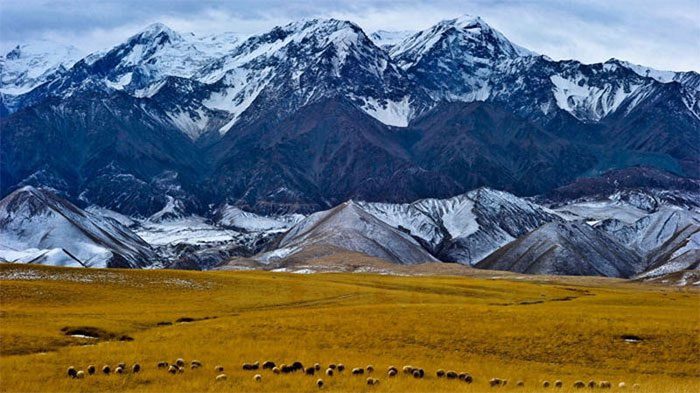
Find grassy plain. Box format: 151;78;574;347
0;263;698;392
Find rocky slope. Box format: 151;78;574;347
0;186;158;268
476;221;641;277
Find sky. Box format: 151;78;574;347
0;0;698;71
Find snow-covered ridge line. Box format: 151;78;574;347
3;16;696;136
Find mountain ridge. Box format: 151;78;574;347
1;16;698;217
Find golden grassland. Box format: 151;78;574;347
0;263;698;393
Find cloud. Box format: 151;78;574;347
0;0;697;71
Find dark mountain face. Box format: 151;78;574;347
408;101;598;195
1;17;698;215
0;91;205;216
205;98;460;214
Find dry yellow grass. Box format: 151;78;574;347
0;263;698;392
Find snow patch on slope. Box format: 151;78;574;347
360;96;412;127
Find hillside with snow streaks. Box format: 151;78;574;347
358;188;559;265
0;187;158;268
1;15;698;221
265;201;437;264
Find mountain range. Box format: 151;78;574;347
1;181;697;284
0;15;698;283
1;15;698;217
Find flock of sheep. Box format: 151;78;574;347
66;359;641;390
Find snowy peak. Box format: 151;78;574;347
388;15;534;102
0;40;84;95
391;14;533;70
131;22;182;44
198;17;415;131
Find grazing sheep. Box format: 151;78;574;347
516;380;525;387
326;368;334;376
168;365;178;374
436;369;445;378
458;373;466;380
446;371;458;379
314;363;321;371
262;361;276;369
132;364;141;373
574;381;586;389
388;366;398;373
191;360;202;368
281;364;295;374
543;381;551;388
216;373;227;382
76;370;85;379
464;374;473;384
589;380;597;388
418;369;425;378
489;378;503;387
388;369;397;377
102;365;111;375
366;365;374;373
412;370;422;379
328;363;337;370
305;367;316;376
243;361;260;370
292;361;304;371
215;365;224;372
254;374;262;382
403;365;413;374
555;380;563;388
618;382;627;389
67;367;77;378
175;359;185;367
87;365;96;375
367;377;379;386
273;367;281;374
317;379;324;388
600;381;611;389
117;362;126;370
352;368;365;375
157;361;169;369
115;367;124;374
337;364;345;372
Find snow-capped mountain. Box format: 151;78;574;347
194;18;418;130
1;15;698;221
476;220;640;277
597;208;700;264
0;186;158;268
391;15;535;102
1;184;696;281
358;188;559;265
261;200;437;264
0;40;84;96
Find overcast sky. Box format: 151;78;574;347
1;0;698;71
